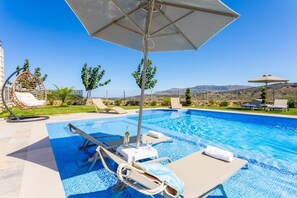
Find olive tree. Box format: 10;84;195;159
132;58;157;90
81;63;111;98
16;59;48;82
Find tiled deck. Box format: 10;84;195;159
0;111;137;198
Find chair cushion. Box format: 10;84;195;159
15;92;45;107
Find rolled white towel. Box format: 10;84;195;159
147;130;164;139
204;146;234;162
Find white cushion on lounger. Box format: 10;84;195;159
267;105;287;109
15;92;45;107
147;130;164;139
205;146;234;162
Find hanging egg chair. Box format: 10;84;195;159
1;67;49;122
12;70;47;109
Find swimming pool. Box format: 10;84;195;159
46;109;297;197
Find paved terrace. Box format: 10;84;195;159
0;111;137;198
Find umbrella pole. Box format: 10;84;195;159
136;38;148;149
136;0;155;149
265;82;268;104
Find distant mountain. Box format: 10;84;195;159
154;85;252;95
213;83;297;101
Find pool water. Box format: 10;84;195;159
46;109;297;197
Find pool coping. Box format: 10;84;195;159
188;108;297;119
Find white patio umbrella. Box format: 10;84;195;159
248;74;289;101
66;0;239;148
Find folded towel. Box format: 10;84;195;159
135;162;184;197
147;130;164;139
205;146;234;162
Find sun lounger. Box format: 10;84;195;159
169;98;183;109
68;123;121;150
242;99;263;110
165;150;246;197
68;123;172;150
96;146;247;198
267;99;288;111
92;98;127;114
68;123;172;169
241;103;257;110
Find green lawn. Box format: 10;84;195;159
1;105;296;119
0;105;164;118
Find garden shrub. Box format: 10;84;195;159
162;97;170;106
68;94;84;105
235;101;242;107
102;100;109;105
114;99;122;106
220;101;229;107
185;88;192;106
150;101;157;106
126;100;140;106
208;99;215;106
48;89;85;106
287;97;297;108
53;100;62;106
261;86;267;104
47;90;57;105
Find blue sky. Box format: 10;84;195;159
0;0;297;95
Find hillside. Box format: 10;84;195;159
153;83;297;101
154;85;252;95
208;83;297;101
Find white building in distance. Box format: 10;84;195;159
0;41;4;111
0;41;4;88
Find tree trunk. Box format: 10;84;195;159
87;90;92;99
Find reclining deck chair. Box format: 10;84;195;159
68;123;172;150
267;99;288;111
96;146;247;198
68;123;172;169
92;98;127;114
169;98;183;109
242;99;263;110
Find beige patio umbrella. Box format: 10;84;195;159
248;74;289;101
248;74;289;86
66;0;239;148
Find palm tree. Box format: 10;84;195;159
54;84;74;105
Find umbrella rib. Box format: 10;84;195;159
151;32;179;38
155;1;239;18
110;0;144;35
158;10;197;50
115;23;143;36
151;11;194;36
91;3;145;37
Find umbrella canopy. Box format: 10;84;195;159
66;0;239;148
66;0;239;52
248;74;289;85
